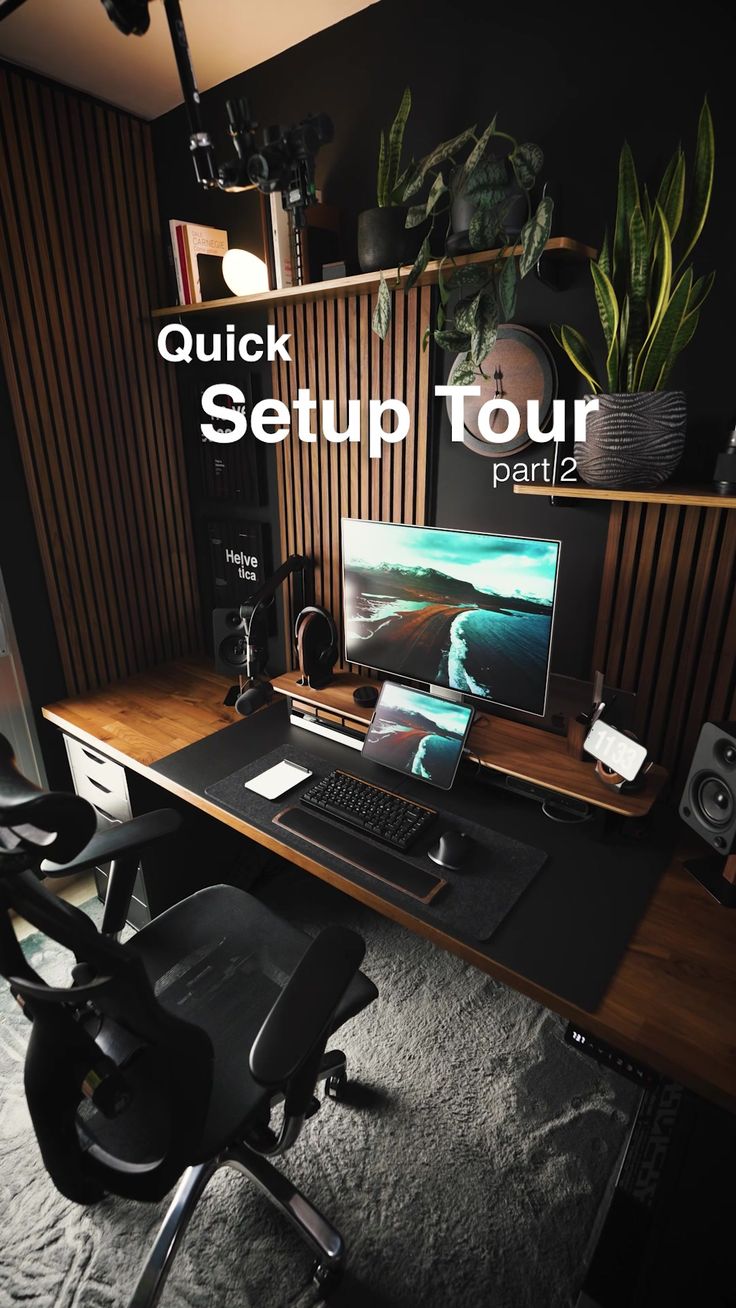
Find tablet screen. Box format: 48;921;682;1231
362;682;473;790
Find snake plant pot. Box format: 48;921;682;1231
577;391;687;489
357;206;412;273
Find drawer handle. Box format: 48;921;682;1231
93;805;120;824
88;776;111;795
81;746;106;766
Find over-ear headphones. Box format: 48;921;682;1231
294;606;338;690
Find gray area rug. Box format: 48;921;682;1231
0;870;637;1308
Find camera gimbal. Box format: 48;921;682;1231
0;0;332;226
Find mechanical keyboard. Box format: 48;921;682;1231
300;769;437;852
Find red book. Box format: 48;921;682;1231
176;224;192;304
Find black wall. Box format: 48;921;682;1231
153;0;736;681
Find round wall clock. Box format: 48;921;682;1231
446;324;558;458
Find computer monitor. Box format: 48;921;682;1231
342;519;560;717
362;682;473;790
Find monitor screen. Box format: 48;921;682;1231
342;519;560;717
362;682;473;790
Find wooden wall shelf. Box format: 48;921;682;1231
514;483;736;509
272;671;667;819
152;236;596;318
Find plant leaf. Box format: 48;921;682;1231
637;267;692;392
404;125;478;198
519;196;554;277
389;157;417;205
469;204;501;251
612;142;640;292
688;269;715;313
405;235;430;290
656;148;685;241
511;142;544;191
634;203;672;387
425;171;447;217
450;354;478;385
625;203;649;387
454;118;498;195
372;273;391;339
377;130;387;207
385;87;412;198
550;323;601;393
406;203;428;228
445;263;488;290
497;254;518;320
434;328;472;351
465;157;508;197
657;307;700;389
471;291;499;365
590;260;620;390
675;98;715;274
455;291;482;335
597;228;611;277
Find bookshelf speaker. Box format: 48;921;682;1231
679;721;736;906
212;608;248;677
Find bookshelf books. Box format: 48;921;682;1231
169;220;228;304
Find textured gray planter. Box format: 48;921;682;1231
577;390;687;489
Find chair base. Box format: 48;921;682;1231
130;1052;348;1308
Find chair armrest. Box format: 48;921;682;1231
249;925;365;1087
40;809;181;877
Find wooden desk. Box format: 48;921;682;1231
43;658;736;1112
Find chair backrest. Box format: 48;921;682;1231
0;734;214;1205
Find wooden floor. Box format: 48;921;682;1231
43;658;736;1111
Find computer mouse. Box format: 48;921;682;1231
428;829;475;870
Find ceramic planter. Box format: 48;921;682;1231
357;206;412;273
577;391;687;489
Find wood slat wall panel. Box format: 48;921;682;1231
593;500;736;784
0;66;199;695
271;287;431;671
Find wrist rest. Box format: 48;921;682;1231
273;806;447;905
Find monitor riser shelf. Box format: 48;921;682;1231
271;672;667;819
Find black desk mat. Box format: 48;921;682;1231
153;707;675;1012
205;744;548;942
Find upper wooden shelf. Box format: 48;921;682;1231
151;236;596;318
513;483;736;509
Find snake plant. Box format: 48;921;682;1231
372;117;553;382
376;87;413;207
551;100;715;394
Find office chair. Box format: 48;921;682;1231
0;734;378;1306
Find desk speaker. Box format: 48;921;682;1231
679;721;736;906
212;608;248;676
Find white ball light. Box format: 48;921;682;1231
222;248;269;297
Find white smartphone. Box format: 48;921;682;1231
584;719;647;782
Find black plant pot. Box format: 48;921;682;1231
447;169;528;256
357;206;412;273
577;391;687;489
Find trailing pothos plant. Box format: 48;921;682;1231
371;117;554;383
551;100;715;394
376;86;413;207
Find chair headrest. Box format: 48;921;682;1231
0;735;97;873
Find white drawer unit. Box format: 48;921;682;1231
64;736;132;824
62;733;149;928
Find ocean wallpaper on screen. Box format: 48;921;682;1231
343;521;560;716
363;683;473;788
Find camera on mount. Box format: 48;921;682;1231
218;98;333;227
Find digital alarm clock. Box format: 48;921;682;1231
584;719;648;784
